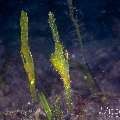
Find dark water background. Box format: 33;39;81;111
0;0;120;54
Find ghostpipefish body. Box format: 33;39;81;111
48;12;72;111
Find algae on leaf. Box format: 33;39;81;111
48;12;72;111
39;92;52;120
20;10;36;100
67;0;83;50
67;0;100;94
20;11;52;119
